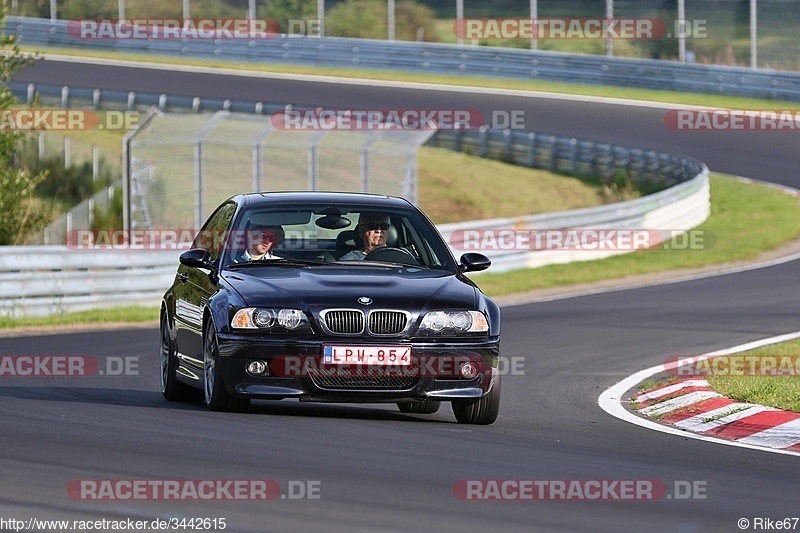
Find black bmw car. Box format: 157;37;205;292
160;192;501;424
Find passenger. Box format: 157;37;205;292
237;225;284;262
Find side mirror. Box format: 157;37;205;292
459;252;491;273
179;248;213;270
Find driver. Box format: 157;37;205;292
339;213;390;261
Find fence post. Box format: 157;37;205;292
38;131;44;161
569;138;578;175
403;152;416;204
92;145;99;181
360;147;369;193
252;144;262;193
454;126;463;152
527;132;537;167
194;141;203;229
548;136;557;171
64;136;71;168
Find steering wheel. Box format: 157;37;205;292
364;247;420;266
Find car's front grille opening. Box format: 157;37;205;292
308;364;420;391
368;311;408;335
320;310;364;334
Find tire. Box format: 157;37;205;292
203;320;250;413
452;373;501;425
397;399;441;414
160;312;202;402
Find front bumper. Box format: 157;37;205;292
215;333;500;402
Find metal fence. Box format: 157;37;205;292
8;16;800;101
9;1;800;71
0;84;710;316
17;131;123;245
42;183;119;245
125;110;434;232
0;167;708;317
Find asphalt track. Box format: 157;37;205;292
2;58;800;532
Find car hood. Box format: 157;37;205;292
222;266;477;313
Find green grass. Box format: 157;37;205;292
20;45;800;111
472;174;800;296
0;305;158;329
708;339;800;413
417;147;634;223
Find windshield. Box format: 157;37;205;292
219;204;456;271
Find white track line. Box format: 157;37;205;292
598;331;800;457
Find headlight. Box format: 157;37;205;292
418;310;489;335
231;308;309;331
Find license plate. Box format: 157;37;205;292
323;345;411;366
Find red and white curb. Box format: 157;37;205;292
599;331;800;456
635;378;800;452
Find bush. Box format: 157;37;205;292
259;0;318;33
0;164;49;245
0;4;49;244
327;0;439;42
15;137;116;207
91;186;123;231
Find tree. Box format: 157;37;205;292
0;4;48;245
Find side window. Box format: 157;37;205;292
192;203;237;263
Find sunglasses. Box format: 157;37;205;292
257;231;278;243
362;222;390;231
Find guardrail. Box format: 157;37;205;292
0;167;707;317
8;16;800;102
0;84;709;316
0;247;178;316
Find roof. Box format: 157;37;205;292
237;191;414;210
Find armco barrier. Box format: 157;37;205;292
8;16;800;101
438;168;709;272
0;167;707;317
0;247;179;317
0;86;709;316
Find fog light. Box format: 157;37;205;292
246;360;268;376
460;362;479;379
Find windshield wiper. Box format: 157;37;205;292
227;258;329;268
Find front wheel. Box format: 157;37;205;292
203;320;250;413
160;312;202;402
452;373;501;425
